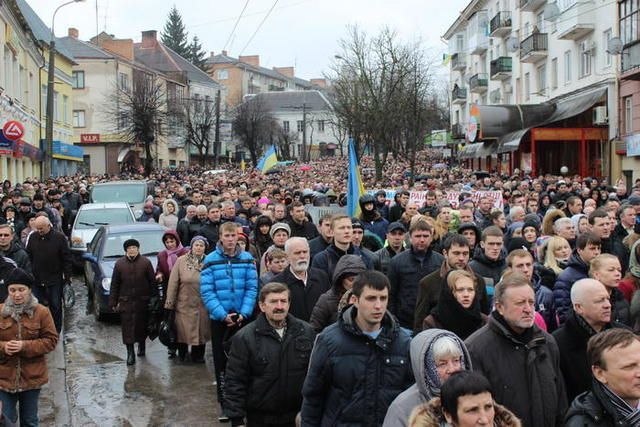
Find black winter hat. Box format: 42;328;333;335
123;239;140;250
6;268;34;288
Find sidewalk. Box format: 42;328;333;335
40;336;72;426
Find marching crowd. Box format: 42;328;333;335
0;156;640;426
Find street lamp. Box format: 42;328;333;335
43;0;84;179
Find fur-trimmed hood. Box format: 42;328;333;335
409;397;521;427
1;295;39;320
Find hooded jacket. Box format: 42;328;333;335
158;199;179;230
408;397;522;427
532;270;558;332
309;255;366;332
554;252;590;325
360;202;389;241
382;329;472;427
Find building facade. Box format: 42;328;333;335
445;0;618;179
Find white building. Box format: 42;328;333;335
444;0;617;178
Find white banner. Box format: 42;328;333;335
409;190;503;210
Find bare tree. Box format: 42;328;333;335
232;95;276;166
274;124;297;160
104;70;166;175
183;96;216;166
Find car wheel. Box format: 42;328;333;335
93;285;105;322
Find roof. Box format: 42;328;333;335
13;0;76;62
57;36;114;60
134;42;219;88
205;53;290;82
254;90;332;112
442;0;486;40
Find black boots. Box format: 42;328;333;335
126;344;135;366
137;342;145;357
191;345;205;363
177;343;188;361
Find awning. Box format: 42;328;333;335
469;85;608;156
117;147;132;163
460;142;498;159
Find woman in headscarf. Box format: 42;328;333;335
0;268;58;426
383;329;472;427
165;236;211;362
158;199;179;230
571;213;589;236
251;215;273;260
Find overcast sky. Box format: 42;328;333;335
27;0;469;79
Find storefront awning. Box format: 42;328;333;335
117;147;132;163
460;142;498;159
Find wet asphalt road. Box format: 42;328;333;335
42;276;226;426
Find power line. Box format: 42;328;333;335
186;0;311;29
223;0;250;51
239;0;280;55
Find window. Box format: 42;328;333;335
580;40;592;78
551;58;558;89
535;12;544;33
119;73;130;92
564;50;572;84
217;69;228;80
72;71;85;89
515;78;521;103
41;85;47;112
297;120;304;132
317;120;325;132
63;95;69;124
73;110;86;128
620;0;640;45
283;121;290;132
625;96;633;134
53;91;59;121
603;29;612;67
537;64;546;93
524;72;530;101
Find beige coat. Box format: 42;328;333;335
164;254;210;345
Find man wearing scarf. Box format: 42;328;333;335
565;328;640;426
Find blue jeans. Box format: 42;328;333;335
0;388;41;426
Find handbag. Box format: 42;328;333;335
147;296;163;341
158;310;177;347
63;282;76;309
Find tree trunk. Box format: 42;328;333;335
144;139;154;176
374;142;383;182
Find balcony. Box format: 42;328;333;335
490;57;512;80
622;43;640;76
452;85;467;105
468;11;489;55
520;33;548;63
556;1;595;40
520;0;546;12
451;123;465;140
490;11;512;37
451;53;467;71
469;73;488;93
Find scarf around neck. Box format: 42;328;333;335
165;244;184;270
2;294;38;322
594;379;640;425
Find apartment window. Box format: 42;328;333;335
603;29;613;67
551;58;558;89
63;95;69;124
625;96;633;134
580;40;592;78
53;91;59;121
297;120;304;132
283;121;290;132
317;120;325;132
217;69;229;80
524;73;530;101
72;71;85;89
620;0;640;45
564;50;572;84
537;64;547;93
535;12;544;33
119;73;130;92
73;110;86;128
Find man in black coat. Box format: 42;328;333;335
468;226;507;294
308;213;333;259
387;220;444;331
272;237;329;322
589;209;629;273
26;215;72;333
225;283;316;426
0;224;30;273
198;204;223;251
553;278;628;402
287;201;319;240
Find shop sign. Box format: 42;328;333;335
80;134;100;143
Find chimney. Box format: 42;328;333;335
238;55;259;67
68;28;79;39
222;50;228;56
141;30;158;48
310;78;327;88
273;66;294;78
210;51;215;58
101;38;135;61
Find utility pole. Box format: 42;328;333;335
44;41;56;178
213;89;221;168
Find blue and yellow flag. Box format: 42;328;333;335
256;145;277;172
347;138;366;218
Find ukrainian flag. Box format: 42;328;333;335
347;138;366;218
256;145;278;172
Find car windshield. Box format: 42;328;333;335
91;183;146;204
75;209;134;229
103;231;166;259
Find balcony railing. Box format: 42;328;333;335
451;53;466;71
490;57;512;79
520;33;548;62
469;73;488;93
451;123;465;139
489;11;512;37
452;86;467;104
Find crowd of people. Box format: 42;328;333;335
1;154;640;426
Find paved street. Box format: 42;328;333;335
40;277;225;426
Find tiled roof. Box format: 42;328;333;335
57;37;113;59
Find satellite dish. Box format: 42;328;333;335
543;2;560;22
490;90;502;103
607;37;624;55
507;36;520;53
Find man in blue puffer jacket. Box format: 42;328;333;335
553;232;601;326
201;221;258;422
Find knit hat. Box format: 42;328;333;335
6;268;34;288
522;218;539;233
123;239;140;250
190;235;208;249
269;222;291;238
507;237;529;253
351;218;364;230
631;240;640;279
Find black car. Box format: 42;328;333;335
82;223;166;321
